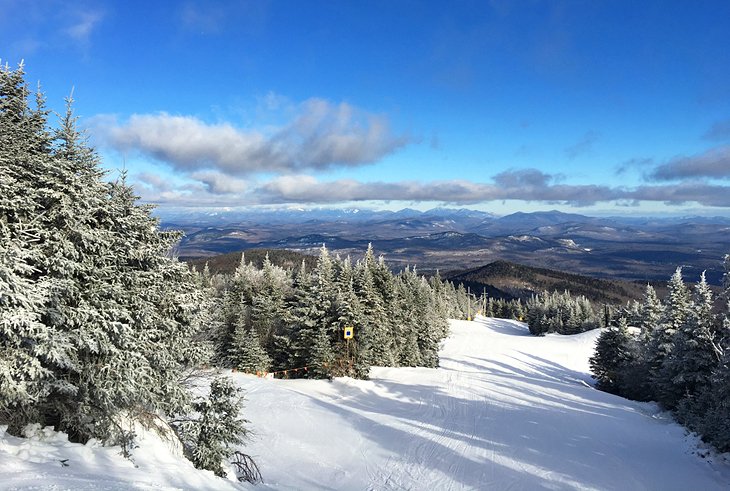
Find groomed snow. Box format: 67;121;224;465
238;318;730;490
2;317;729;490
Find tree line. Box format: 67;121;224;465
459;288;604;335
200;245;468;380
525;290;602;335
590;266;730;452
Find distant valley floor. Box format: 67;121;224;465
168;209;729;285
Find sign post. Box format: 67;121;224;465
344;326;354;366
467;286;471;321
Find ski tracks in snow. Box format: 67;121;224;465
365;368;496;490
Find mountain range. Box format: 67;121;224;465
166;208;730;285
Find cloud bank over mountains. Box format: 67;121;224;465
94;107;730;210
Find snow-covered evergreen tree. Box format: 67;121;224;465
332;259;362;375
355;258;391;367
281;262;316;372
309;323;336;379
526;290;599;335
250;254;289;350
290;245;338;378
179;377;250;477
658;272;720;410
229;323;272;374
416;275;446;368
675;261;730;449
649;267;692;403
639;284;663;343
0;64;211;446
590;317;635;394
682;348;730;452
0;63;75;429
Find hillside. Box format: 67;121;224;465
447;260;647;304
166;209;730;285
6;318;727;489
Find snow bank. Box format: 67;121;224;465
0;421;240;490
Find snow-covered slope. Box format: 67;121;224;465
0;420;240;490
239;318;729;490
2;318;729;490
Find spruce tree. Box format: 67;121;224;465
0;63;210;443
332;261;362;375
229;323;271;374
0;69;47;425
291;245;338;378
684;348;730;452
660;272;720;411
355;259;391;367
650;267;692;405
250;253;289;350
0;63;75;428
284;262;315;372
639;284;663;343
309;323;336;379
394;270;416;358
589;318;635;395
180;377;250;477
416;275;446;368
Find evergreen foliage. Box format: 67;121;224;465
206;244;467;380
525;290;600;335
589;259;730;453
175;377;251;478
589;318;635;395
658;272;718;410
649;267;691;398
0;63;254;478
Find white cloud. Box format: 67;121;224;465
254;173;618;205
128;169;730;209
134;172;174;192
95;99;411;176
190;171;249;194
252;173;730;208
105;113;281;173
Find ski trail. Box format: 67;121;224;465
235;318;730;491
364;368;496;490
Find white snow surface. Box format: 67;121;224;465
3;317;729;490
0;420;240;490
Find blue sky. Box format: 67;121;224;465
3;0;730;216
